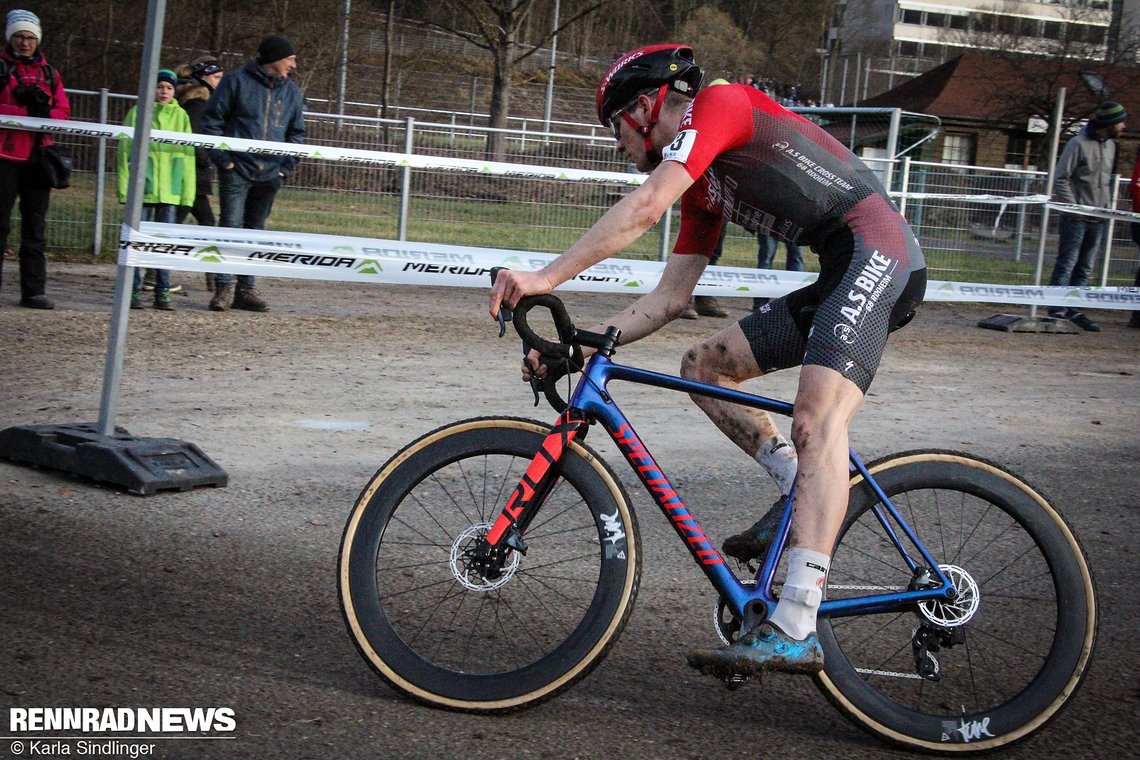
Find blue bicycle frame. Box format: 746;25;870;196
562;351;957;623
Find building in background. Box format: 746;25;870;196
822;0;1140;107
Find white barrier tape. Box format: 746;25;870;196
1;115;644;185
1047;201;1140;223
125;223;1140;311
890;192;1050;204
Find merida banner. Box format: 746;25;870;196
123;223;1140;310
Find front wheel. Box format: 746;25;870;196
817;451;1096;753
339;417;640;712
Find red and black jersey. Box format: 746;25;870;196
665;83;891;259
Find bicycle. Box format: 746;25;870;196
338;279;1096;753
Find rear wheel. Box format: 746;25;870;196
817;450;1096;752
339;417;640;712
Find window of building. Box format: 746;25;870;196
941;133;974;166
1073;23;1106;45
948;14;968;31
902;8;922;25
1005;134;1043;171
926;12;947;28
897;40;921;57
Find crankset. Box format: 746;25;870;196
711;579;767;690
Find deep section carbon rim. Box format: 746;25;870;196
817;451;1095;752
340;418;639;711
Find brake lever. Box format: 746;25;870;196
496;304;512;338
524;345;544;407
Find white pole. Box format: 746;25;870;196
1030;87;1066;319
336;0;351;128
542;0;560;139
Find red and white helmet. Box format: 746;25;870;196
596;44;703;125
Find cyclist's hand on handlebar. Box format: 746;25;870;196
488;269;554;319
522;349;546;382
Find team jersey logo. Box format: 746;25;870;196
663;129;697;164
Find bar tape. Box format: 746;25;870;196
124;223;1140;311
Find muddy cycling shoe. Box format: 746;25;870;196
722;496;787;563
688;622;823;678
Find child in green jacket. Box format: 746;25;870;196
117;68;195;310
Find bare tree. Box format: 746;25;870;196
423;0;614;159
945;1;1140;135
683;7;752;81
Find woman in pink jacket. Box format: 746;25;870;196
0;9;69;309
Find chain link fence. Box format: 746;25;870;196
19;89;1140;288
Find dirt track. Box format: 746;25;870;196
1;263;1138;759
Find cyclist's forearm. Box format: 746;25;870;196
586;253;706;345
588;291;673;347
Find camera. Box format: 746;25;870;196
14;83;51;117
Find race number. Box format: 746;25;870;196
662;129;697;164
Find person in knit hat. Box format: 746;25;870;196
0;8;70;309
199;34;303;313
174;58;224;226
1047;99;1128;332
174;56;225;291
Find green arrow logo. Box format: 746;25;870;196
194;245;225;263
355;259;383;275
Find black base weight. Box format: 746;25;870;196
0;422;228;495
977;313;1080;333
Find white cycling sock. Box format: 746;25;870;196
755;434;797;496
768;548;829;640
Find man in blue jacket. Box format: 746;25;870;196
200;34;304;312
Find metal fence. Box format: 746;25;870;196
25;89;1140;288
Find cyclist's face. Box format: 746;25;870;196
613;100;652;170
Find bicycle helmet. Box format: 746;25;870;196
596;44;703;125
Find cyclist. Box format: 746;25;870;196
488;44;926;679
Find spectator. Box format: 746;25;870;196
1129;146;1140;329
200;33;304;313
174;58;223;227
1047;100;1127;332
117;68;195;310
753;233;805;310
0;8;69;309
175;57;224;291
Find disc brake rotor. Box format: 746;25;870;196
918;564;980;627
450;522;521;592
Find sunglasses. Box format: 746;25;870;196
608;101;637;140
